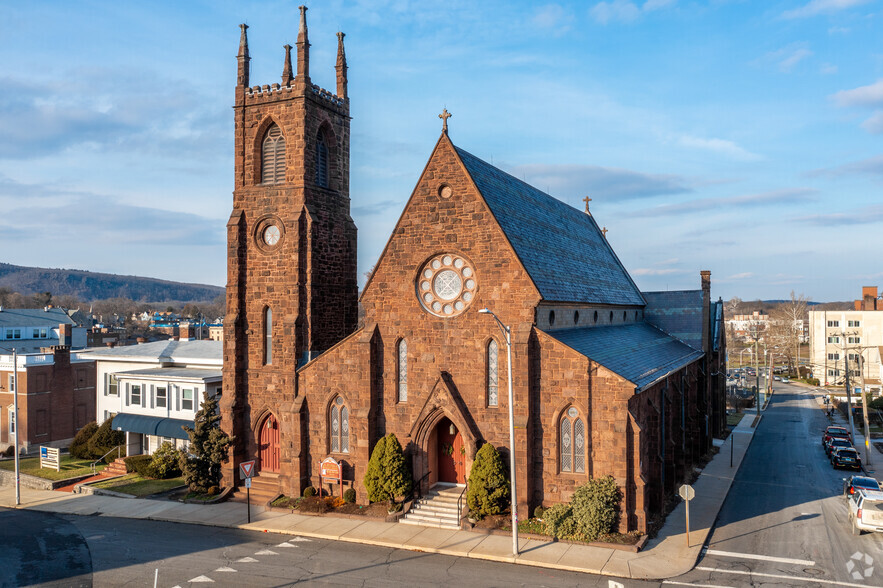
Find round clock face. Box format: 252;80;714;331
417;254;477;317
263;225;281;246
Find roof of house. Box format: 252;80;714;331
642;290;704;351
81;339;222;363
455;146;645;307
546;322;704;391
114;367;222;381
0;307;76;328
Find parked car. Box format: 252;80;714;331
844;476;881;496
782;378;790;383
774;376;782;382
848;489;883;534
823;426;851;446
832;447;862;470
826;437;853;457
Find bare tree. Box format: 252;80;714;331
726;296;742;317
771;291;809;375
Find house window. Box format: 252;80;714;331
560;406;585;474
848;336;861;344
828;336;840;344
106;374;119;396
8;374;14;391
316;131;329;188
827;320;840;327
264;307;273;365
487;339;498;407
182;389;194;411
156;387;167;409
397;339;407;402
5;328;21;339
848;320;861;327
828;353;839;361
330;396;349;453
130;384;142;406
828;369;840;377
32;328;48;338
261;124;286;185
8;406;14;437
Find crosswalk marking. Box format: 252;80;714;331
188;576;214;583
235;557;259;563
277;541;297;547
704;549;815;566
214;567;237;572
255;549;278;555
696;567;869;587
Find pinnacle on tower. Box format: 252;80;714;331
237;23;250;87
282;44;293;86
297;5;310;82
336;32;348;99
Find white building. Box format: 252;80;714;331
0;307;87;353
808;287;883;393
82;340;222;456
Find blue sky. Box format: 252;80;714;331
1;0;881;302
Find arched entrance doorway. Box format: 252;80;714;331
436;417;465;484
258;413;279;473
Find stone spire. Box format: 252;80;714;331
282;44;293;86
237;24;250;87
335;32;348;99
296;5;310;83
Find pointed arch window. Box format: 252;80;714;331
330;396;349;453
487;339;498;407
560;406;585;474
316;131;329;188
261;124;286;185
264;307;273;365
397;339;407;402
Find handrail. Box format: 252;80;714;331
457;481;468;527
413;470;431;500
90;444;124;475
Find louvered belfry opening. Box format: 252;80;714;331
316;130;329;188
261;124;286;184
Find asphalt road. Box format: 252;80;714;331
669;382;883;587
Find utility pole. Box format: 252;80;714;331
841;333;857;445
857;352;872;467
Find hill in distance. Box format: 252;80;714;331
0;263;223;303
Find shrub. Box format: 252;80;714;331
570;476;621;541
180;391;234;493
466;442;510;517
303;486;316;498
70;421;99;459
125;454;155;478
207;486;219;496
149;442;181;479
533;505;546;520
3;445;15;458
87;417;125;461
543;503;577;539
869;397;883;411
363;433;412;505
343;488;356;504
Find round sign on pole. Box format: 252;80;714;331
678;484;695;501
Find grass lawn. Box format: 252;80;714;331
727;412;744;426
90;474;185;497
0;455;105;481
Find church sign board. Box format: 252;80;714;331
320;457;343;498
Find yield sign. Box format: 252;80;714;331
240;460;256;479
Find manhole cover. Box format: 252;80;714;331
803;568;824;576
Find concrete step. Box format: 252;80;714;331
411;502;459;516
399;517;460;530
404;511;459;524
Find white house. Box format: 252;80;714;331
82;340;222;455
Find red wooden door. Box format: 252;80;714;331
437;419;465;484
259;414;279;473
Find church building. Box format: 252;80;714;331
220;7;726;534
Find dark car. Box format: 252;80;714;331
826;437;853;457
823;426;851;447
844;476;881;496
832;447;862;470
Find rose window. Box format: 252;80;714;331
417;254;477;317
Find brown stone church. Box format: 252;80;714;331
220;7;726;533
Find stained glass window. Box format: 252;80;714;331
329;397;349;454
264;307;273;365
561;417;571;472
341;405;349;453
574;418;585;473
561;408;585;474
330;405;339;452
398;339;407;402
488;340;498;407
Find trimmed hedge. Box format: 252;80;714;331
466;442;510;518
125;454;155;478
363;433;412;505
69;422;99;459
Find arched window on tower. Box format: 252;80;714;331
264;307;273;365
261;124;286;185
487;340;498;407
316;130;329;188
397;339;407;402
330;396;349;453
560;407;585;473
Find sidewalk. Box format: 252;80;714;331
807;385;882;473
0;416;758;581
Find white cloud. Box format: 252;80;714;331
820;63;838;75
828;26;851;34
755;44;814;73
589;0;675;24
677;135;761;161
833;79;883;107
779;48;813;71
631;267;684;276
728;272;754;280
782;0;871;19
860;111;883;133
533;4;573;35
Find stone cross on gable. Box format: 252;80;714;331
583;196;592;214
439;108;452;134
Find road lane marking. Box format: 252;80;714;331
662;581;734;587
277;541;297;547
696;567;871;587
235;557;258;563
255;549;277;555
214;567;237;572
188;576;214;583
704;549;815;566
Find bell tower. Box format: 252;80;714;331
222;6;358;494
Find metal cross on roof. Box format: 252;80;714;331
583;196;592;214
439;108;452;133
602;227;608;238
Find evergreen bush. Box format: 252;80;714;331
466;442;510;517
343;488;356;503
533;505;546;519
570;476;621;541
69;421;99;459
543;503;577;539
363;433;412;506
179;391;234;493
149;442;182;479
303;486;316;498
87;417;125;461
125;454;155;478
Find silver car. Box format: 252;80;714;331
848;489;883;534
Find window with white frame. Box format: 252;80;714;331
8;374;14;391
182;389;194;411
828;353;839;360
827;320;840;327
32;327;48;338
848;336;861;344
848;353;859;362
828;336;840;343
8;405;14;437
848;320;861;327
130;384;141;406
5;328;21;339
156;387;167;409
264;307;273;365
828;369;840;376
106;374;119;396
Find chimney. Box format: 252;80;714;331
180;322;193;341
862;286;878;311
701;271;711;353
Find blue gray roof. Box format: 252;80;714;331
546;323;704;391
642;290;704;351
0;307;75;328
82;339;222;364
455;146;645;306
110;413;192;440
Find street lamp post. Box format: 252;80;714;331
478;308;518;556
1;346;21;506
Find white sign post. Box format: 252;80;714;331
40;446;60;472
239;460;256;523
678;484;695;548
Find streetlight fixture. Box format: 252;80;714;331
478;307;518;556
1;345;20;505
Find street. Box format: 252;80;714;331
670;382;883;587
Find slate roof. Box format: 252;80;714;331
642;290;704;351
0;307;76;328
455;146;645;306
82;340;222;364
546;323;704;391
